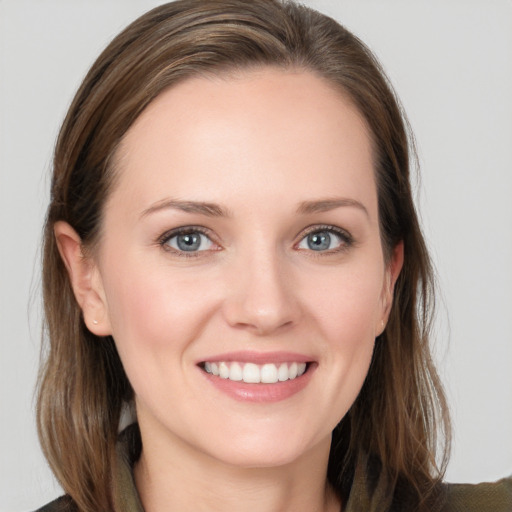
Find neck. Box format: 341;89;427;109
133;421;341;512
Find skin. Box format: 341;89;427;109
56;68;403;512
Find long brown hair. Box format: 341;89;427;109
37;1;450;510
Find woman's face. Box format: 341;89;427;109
84;68;401;468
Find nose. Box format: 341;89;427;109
222;246;301;336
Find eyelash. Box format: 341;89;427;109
157;224;354;257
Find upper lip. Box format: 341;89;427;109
197;351;314;365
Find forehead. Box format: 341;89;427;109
109;67;376;217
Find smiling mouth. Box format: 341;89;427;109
199;361;310;384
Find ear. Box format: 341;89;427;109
54;221;112;336
377;240;404;336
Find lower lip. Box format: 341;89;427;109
199;364;316;403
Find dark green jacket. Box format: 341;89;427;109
36;426;512;512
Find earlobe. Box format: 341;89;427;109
54;221;112;336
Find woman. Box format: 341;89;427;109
36;1;511;511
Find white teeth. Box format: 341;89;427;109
219;362;230;379
203;361;308;383
278;363;289;381
243;363;260;383
229;362;243;381
261;363;278;384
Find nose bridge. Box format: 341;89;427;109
223;237;298;334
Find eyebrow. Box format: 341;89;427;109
296;198;369;217
141;197;368;219
141;199;231;218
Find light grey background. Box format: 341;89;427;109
1;1;511;510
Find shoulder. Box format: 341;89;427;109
34;495;77;512
440;477;512;512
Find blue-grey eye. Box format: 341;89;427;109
298;229;345;252
166;231;213;252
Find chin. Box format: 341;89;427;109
201;430;329;470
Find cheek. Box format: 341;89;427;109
299;261;383;413
304;263;384;346
100;257;219;367
100;261;224;419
